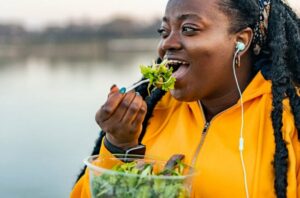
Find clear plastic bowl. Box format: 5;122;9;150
84;154;195;198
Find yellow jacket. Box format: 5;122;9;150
71;71;300;198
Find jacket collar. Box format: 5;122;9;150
240;71;271;104
155;71;271;110
184;71;272;124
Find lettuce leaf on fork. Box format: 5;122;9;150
140;60;176;95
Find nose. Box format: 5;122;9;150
158;32;182;57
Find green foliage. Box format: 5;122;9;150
91;155;188;198
140;60;176;95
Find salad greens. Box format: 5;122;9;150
91;154;189;198
140;60;176;95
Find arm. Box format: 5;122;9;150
70;86;147;198
70;137;115;198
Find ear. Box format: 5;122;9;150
235;27;253;56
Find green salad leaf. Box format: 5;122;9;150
140;60;176;95
91;154;189;198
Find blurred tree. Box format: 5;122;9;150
0;17;160;43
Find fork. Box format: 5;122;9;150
119;79;150;94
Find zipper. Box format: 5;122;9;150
190;121;210;167
190;100;241;167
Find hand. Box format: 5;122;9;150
96;85;147;149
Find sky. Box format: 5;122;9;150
0;0;298;29
0;0;168;29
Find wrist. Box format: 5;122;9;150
105;134;138;150
104;136;146;156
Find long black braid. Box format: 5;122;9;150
220;0;300;197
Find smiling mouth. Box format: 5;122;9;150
165;59;189;72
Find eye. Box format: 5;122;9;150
183;27;195;32
157;28;169;38
182;25;199;35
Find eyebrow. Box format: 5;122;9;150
162;13;203;22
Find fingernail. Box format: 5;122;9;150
119;87;126;94
110;84;116;90
109;85;119;95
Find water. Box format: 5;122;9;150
0;51;157;198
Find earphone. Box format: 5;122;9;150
233;41;249;198
236;41;246;52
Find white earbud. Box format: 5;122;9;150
236;41;246;52
233;40;249;198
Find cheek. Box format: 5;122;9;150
157;40;164;59
190;41;234;73
187;43;234;90
189;45;215;77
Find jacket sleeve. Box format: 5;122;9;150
291;126;300;196
283;99;300;196
296;132;300;195
70;138;118;198
298;165;300;196
70;169;91;198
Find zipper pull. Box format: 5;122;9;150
202;122;210;134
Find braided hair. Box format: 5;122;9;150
219;0;300;197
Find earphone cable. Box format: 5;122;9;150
233;49;249;198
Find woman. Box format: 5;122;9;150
71;0;300;197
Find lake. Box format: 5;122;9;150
0;50;157;198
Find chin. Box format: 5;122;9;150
170;89;195;102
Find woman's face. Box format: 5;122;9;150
158;0;237;101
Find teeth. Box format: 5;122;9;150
166;59;188;65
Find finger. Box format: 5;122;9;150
108;84;119;98
116;91;137;121
135;102;147;124
102;91;136;126
121;94;144;123
131;101;147;125
131;101;147;128
98;91;125;122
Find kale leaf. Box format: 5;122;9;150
91;155;189;198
